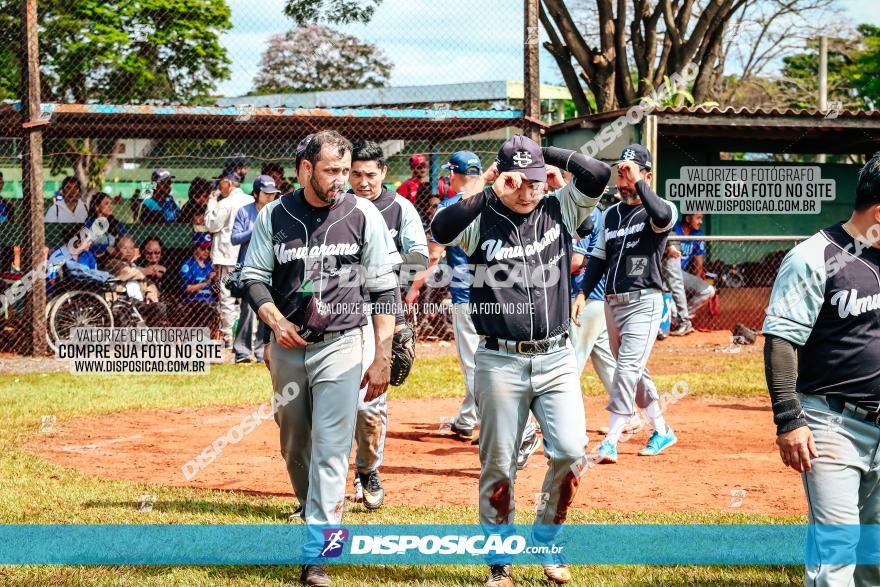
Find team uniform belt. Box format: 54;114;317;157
272;326;359;345
605;288;661;304
826;396;880;426
484;333;568;355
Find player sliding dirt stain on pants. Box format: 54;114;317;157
432;135;610;586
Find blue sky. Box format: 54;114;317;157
216;0;880;99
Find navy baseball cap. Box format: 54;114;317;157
615;144;653;170
496;135;546;183
253;175;279;194
295;134;316;168
151;168;174;183
443;151;482;175
192;232;212;246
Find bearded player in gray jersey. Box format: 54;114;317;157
572;144;679;465
432;135;610;587
242;131;400;587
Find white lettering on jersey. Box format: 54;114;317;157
605;222;646;241
273;242;361;264
389;228;398;239
830;289;880;319
482;224;561;262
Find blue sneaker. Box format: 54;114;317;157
639;428;677;456
596;440;618;464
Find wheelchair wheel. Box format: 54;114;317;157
46;290;114;352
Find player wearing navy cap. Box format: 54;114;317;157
573;144;679;464
241;131;400;587
763;154;880;587
349;140;429;509
432;135;610;586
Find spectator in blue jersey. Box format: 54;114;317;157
0;172;14;271
46;225;111;290
661;212;715;336
179;232;219;332
140;168;179;224
230;175;278;363
85;191;127;266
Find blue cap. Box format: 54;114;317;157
443;151;482;175
217;170;243;183
253;175;279;194
192;232;213;246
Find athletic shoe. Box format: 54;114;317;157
542;560;572;584
234;355;253;364
289;503;305;523
357;470;384;510
597;439;618;464
352;475;364;503
625;413;643;435
300;564;332;586
449;420;474;439
485;564;513;587
516;428;541;470
638;428;678;456
670;322;694;336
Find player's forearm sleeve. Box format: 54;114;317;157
579;256;607;297
636;180;675;231
764;334;807;435
430;187;491;245
246;281;274;313
542;147;611;198
369;288;396;315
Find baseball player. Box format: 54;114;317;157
241;130;400;587
205;169;254;349
406;151;542;471
572;144;678;464
431;136;610;586
763;154;880;587
661;213;715;336
349;140;428;510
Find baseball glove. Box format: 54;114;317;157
390;323;416;386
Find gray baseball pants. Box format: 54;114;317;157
269;329;364;529
475;341;587;529
355;319;385;474
569;298;616;392
661;255;715;325
800;393;880;587
604;289;662;416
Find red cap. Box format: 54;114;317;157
410;154;427;166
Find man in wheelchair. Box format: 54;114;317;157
46;225;112;291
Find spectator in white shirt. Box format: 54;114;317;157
45;177;87;224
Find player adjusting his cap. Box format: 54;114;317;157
432;135;611;587
241;130;400;587
572;144;679;464
349;139;428;510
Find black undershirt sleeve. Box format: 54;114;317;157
399;251;427;271
429;187;492;245
245;280;273;314
542;146;612;198
369;287;396;315
635;180;673;229
764;334;807;435
579;256;607;298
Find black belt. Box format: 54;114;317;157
826;396;880;426
485;333;568;355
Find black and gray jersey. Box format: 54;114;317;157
369;188;428;258
763;221;880;408
241;188;401;332
437;183;600;341
591;190;678;294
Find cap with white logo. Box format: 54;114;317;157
496;135;546;183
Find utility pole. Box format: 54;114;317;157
524;0;541;142
20;0;47;356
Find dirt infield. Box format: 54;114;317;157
31;392;805;518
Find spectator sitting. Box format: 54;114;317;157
135;236;169;300
661;212;715;336
105;235;167;324
140;168;179;224
179;177;212;225
179;232;219;332
261;161;295;194
45;176;87;224
230;175;278;363
46;225;110;290
85;191;127;266
396;153;428;204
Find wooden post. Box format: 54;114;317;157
20;0;47;356
524;0;541;142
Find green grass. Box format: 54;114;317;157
0;355;804;585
